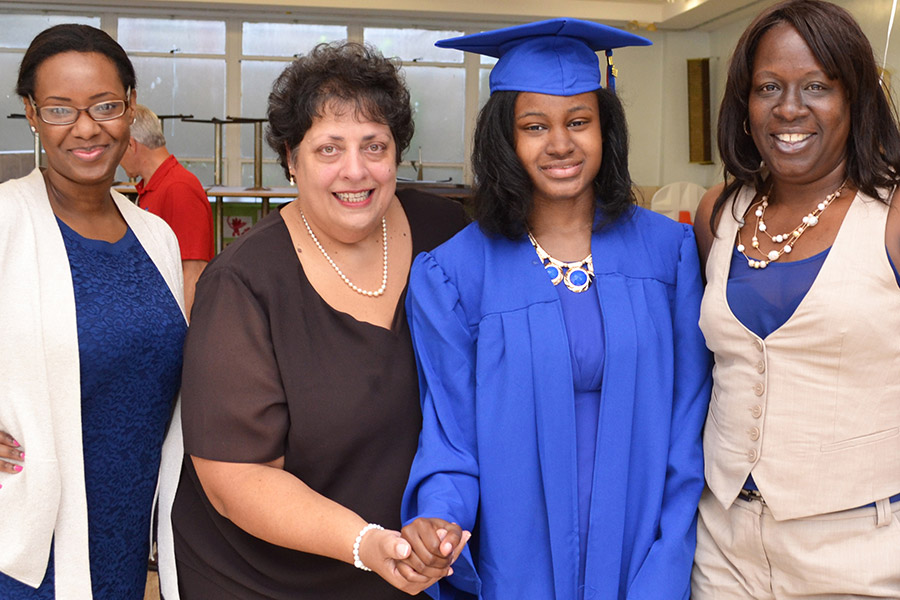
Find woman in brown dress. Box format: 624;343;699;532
171;42;468;599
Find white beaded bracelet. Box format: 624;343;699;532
352;523;384;571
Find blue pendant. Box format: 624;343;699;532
544;264;563;285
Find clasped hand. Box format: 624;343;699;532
359;518;470;595
0;431;24;477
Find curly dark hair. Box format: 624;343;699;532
712;0;900;232
266;41;414;181
17;24;136;99
472;88;635;240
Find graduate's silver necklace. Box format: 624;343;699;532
528;232;594;293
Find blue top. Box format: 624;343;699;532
727;247;829;339
728;246;900;340
402;208;712;600
556;284;604;600
0;220;185;600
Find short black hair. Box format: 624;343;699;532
266;41;414;181
17;24;136;99
713;0;900;231
471;88;635;240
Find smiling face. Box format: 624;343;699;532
291;102;398;244
513;91;602;209
25;51;134;190
748;23;850;188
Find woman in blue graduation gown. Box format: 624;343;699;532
400;19;712;600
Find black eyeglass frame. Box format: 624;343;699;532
29;88;132;126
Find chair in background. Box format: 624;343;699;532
650;181;706;224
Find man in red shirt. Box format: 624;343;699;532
120;105;214;319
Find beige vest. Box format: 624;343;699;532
700;187;900;520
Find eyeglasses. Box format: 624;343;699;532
29;90;130;126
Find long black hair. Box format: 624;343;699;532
472;88;636;240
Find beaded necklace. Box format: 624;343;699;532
299;209;388;297
736;180;846;269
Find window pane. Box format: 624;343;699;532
0;53;33;152
119;18;225;54
479;67;492;111
404;66;465;164
241;161;291;188
242;23;346;57
180;160;217;187
131;56;226;160
240;60;287;159
364;28;463;63
0;15;100;49
397;165;464;185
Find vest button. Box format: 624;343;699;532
754;339;764;352
749;426;760;441
750;405;762;418
756;361;765;374
747;448;759;462
753;382;765;396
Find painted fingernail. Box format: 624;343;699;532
13;465;23;472
11;439;19;447
19;452;24;460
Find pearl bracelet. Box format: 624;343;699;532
352;523;384;571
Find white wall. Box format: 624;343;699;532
614;30;720;190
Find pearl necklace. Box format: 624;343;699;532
299;209;388;297
527;232;594;293
736;180;846;269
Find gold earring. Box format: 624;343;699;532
289;174;295;186
743;118;751;136
30;125;36;134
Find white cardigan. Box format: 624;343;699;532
0;169;185;600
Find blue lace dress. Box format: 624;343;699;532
0;219;186;599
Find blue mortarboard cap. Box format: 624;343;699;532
436;18;651;96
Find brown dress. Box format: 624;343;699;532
172;189;468;599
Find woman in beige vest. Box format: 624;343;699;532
691;1;900;597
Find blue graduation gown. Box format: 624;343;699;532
401;206;711;600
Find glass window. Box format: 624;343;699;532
239;60;288;160
397;165;464;185
404;66;465;165
131;56;226;160
364;28;464;63
118;18;225;54
479;67;492;111
0;15;100;49
0;53;32;152
179;160;217;187
241;161;289;188
242;23;346;57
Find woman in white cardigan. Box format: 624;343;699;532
0;24;186;600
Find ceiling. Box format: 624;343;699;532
3;0;779;31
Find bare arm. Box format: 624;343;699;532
693;182;725;277
192;455;443;594
181;260;207;322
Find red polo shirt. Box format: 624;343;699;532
137;155;214;261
